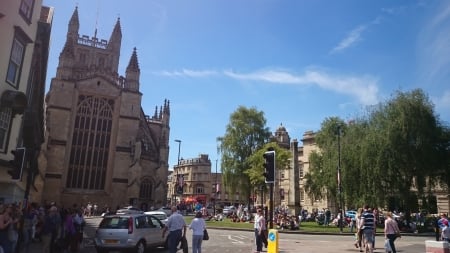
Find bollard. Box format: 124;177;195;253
267;229;279;253
425;240;450;253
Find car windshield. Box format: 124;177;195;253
99;217;129;229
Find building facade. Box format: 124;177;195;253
170;154;212;205
0;0;53;205
272;126;331;215
43;7;170;210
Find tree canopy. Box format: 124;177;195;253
217;106;272;203
305;89;450;212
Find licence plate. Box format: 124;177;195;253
104;239;119;244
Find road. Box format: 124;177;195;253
77;217;432;253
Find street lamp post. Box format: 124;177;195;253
337;125;344;233
174;139;182;205
214;159;218;216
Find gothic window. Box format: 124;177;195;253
139;179;152;199
79;53;86;64
299;163;304;178
19;0;35;23
6;38;25;87
0;108;12;152
98;57;105;68
66;95;114;190
300;190;305;201
195;184;205;194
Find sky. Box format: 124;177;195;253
42;0;450;172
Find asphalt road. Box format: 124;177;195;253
65;217;434;253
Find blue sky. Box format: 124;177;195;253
42;0;450;171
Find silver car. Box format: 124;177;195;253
144;211;168;224
94;213;168;253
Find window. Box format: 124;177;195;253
299;163;304;178
139;179;152;199
195;184;204;194
19;0;35;23
66;95;114;190
6;38;25;87
0;108;12;152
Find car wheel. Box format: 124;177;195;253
135;241;145;253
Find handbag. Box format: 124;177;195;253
203;229;209;240
384;239;392;252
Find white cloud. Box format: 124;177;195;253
154;68;379;105
156;69;218;78
418;2;450;84
224;69;379;105
330;25;366;54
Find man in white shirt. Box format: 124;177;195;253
162;206;187;253
254;208;266;253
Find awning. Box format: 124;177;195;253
1;90;27;114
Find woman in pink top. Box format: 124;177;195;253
384;212;401;253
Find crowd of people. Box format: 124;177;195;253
0;202;88;253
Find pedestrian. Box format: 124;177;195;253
189;211;206;253
384;212;401;253
41;206;60;253
325;209;331;226
360;205;375;253
7;204;19;253
162;206;186;253
0;204;16;253
354;208;363;252
254;208;266;253
441;219;450;242
438;213;449;236
22;203;39;253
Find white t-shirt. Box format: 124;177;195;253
189;218;206;236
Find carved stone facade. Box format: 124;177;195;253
43;7;169;210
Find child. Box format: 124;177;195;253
441;219;450;242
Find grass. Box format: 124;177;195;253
183;216;355;233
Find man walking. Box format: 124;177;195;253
360;205;375;253
162;206;187;253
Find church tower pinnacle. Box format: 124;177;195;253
125;47;140;91
108;17;122;74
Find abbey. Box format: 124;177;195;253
43;7;170;210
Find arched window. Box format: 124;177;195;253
139;178;152;199
66;95;114;190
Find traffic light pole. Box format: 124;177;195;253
263;149;275;229
269;182;274;229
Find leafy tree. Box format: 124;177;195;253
217;106;271;204
305;89;450;212
303;117;346;207
246;142;292;187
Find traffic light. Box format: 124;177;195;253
263;150;275;183
8;148;26;180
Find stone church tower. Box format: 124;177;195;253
43;7;170;210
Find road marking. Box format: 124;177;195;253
219;234;246;244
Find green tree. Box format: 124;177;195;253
217;106;271;204
305;89;450;212
303;117;345;207
246;142;292;187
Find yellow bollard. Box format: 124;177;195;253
267;229;279;253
